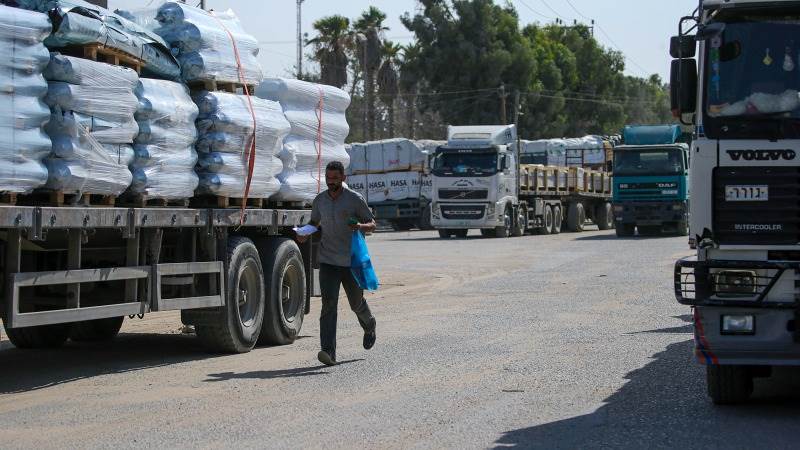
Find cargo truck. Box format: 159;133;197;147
0;203;316;353
612;124;691;237
430;125;613;238
672;0;800;403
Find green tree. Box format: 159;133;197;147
401;0;537;126
378;41;402;137
306;15;352;88
354;6;388;140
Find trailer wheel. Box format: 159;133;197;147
707;365;753;405
596;202;614;230
566;202;586;232
390;219;414;231
196;236;265;353
494;206;512;238
3;323;71;349
512;205;526;237
70;317;124;342
540;206;553;235
551;205;562;234
419;204;433;230
258;238;306;346
454;229;469;239
616;224;635;237
438;229;452;239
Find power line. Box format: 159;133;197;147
595;24;652;76
564;0;592;21
538;0;570;21
513;0;553;20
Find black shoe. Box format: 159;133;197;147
363;320;376;350
318;350;337;366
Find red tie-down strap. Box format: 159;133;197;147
315;86;324;194
211;11;257;225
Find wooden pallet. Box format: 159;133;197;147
62;43;144;74
120;195;190;208
188;79;256;94
191;195;266;209
269;201;310;210
0;193;18;205
20;190;116;207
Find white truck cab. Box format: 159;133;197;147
430;125;519;238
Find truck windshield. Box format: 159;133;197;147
614;149;685;177
703;10;800;138
432;151;498;176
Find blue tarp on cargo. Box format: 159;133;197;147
623;125;681;146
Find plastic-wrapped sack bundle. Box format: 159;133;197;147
193;91;289;198
15;0;180;80
43;55;139;195
0;6;52;193
123;2;262;84
130;78;199;199
256;78;351;203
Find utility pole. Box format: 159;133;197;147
199;0;206;9
498;83;508;125
297;0;305;79
513;90;521;128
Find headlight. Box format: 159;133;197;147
714;270;757;297
613;205;623;212
721;315;755;335
486;203;496;216
672;203;685;210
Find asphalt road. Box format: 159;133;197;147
2;228;800;449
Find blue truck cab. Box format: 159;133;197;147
613;125;690;237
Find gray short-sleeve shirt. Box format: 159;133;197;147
311;187;374;267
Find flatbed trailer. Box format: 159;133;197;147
0;204;316;353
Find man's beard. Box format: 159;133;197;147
328;183;341;192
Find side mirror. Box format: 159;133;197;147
670;35;696;58
670;58;697;117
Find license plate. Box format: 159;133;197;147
725;185;768;201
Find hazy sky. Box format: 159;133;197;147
109;0;699;80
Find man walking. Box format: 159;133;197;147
297;161;377;366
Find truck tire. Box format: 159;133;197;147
70;317;124;342
494;207;512;238
616;224;635;237
438;229;452;239
677;220;690;236
257;238;306;346
196;236;265;353
596;202;614;230
390;219;414;231
566;202;586;232
420;204;433;230
512;205;526;237
454;229;469;238
551;205;562;234
3;323;71;349
540;206;553;235
707;365;753;405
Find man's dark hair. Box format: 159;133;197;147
326;161;346;176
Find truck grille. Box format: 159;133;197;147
713;166;800;245
438;189;489;200
441;204;485;220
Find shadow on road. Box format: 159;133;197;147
0;332;217;394
204;359;364;382
573;233;680;242
494;340;800;449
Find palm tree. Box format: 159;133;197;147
307;15;351;88
377;41;401;138
354;6;388;140
399;43;423;139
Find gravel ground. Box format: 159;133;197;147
1;228;799;449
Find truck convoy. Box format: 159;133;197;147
612;124;691;237
430;125;613;238
672;0;800;403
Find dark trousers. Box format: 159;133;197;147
319;263;375;359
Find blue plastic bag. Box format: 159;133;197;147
351;231;379;291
